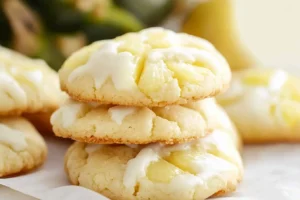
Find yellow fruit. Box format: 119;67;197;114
182;0;257;70
146;159;183;183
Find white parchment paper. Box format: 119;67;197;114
1;136;300;200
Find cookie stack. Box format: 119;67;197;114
0;46;62;177
51;28;243;200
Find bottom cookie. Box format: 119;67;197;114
0;117;47;177
65;129;243;200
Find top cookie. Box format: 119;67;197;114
0;46;63;116
59;28;231;107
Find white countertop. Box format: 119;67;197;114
0;186;37;200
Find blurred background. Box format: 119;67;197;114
235;0;300;75
1;0;299;74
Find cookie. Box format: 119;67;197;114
65;128;243;200
217;68;300;143
59;27;231;107
0;46;63;116
51;98;237;145
0;117;47;177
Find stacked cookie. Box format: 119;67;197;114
51;28;243;200
0;46;62;177
217;67;300;143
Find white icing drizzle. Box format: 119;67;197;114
140;27;177;47
167;155;237;193
123;130;239;193
268;70;288;93
230;86;276;125
0;124;27;151
10;66;43;87
68;42;137;91
193;154;237;179
159;142;194;157
148;46;222;73
0;64;27;105
67;29;227;93
50;101;84;128
108;106;137;125
200;130;235;155
23;70;43;85
123;147;159;193
85;144;103;154
168;174;203;191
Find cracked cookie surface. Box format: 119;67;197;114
64;127;243;200
0;46;63;116
0;117;47;177
217;68;300;143
51;98;238;145
59;28;231;107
